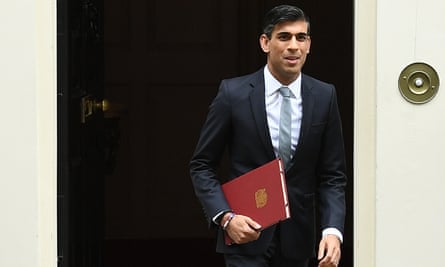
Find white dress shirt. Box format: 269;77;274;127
264;66;303;159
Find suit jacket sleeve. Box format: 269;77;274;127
189;80;232;227
316;85;347;234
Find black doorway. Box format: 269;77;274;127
58;1;353;266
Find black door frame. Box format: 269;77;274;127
57;0;105;266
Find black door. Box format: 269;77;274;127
57;0;105;266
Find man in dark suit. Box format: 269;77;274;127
189;5;346;267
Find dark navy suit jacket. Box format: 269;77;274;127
189;68;347;260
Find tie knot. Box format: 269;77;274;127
279;87;291;98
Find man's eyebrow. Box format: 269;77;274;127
276;31;308;35
276;31;291;35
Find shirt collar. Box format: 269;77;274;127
264;65;302;98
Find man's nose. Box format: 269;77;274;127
288;36;300;50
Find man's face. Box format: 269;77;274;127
260;20;311;85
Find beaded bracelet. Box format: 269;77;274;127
222;212;235;231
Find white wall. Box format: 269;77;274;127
356;0;445;266
0;0;57;266
376;0;445;266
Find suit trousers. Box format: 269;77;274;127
223;225;309;267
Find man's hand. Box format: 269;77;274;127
224;214;262;244
318;234;341;267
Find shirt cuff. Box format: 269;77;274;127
322;227;343;243
212;210;231;225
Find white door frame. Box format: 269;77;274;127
37;0;58;266
354;0;377;266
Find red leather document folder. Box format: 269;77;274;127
221;158;291;245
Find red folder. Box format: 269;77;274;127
221;158;291;245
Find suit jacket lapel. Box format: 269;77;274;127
296;74;314;151
249;71;276;159
247;71;315;164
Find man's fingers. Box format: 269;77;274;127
226;215;262;244
318;239;326;260
318;235;341;266
245;217;261;230
320;249;341;266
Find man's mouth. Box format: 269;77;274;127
284;56;300;64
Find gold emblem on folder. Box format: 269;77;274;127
255;188;267;208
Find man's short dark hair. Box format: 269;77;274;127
262;5;310;38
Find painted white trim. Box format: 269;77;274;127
36;0;57;266
354;0;376;266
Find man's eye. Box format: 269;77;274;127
278;34;291;41
296;33;309;42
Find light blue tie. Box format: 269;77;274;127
279;87;292;168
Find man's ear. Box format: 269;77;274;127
306;38;311;54
259;34;270;53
